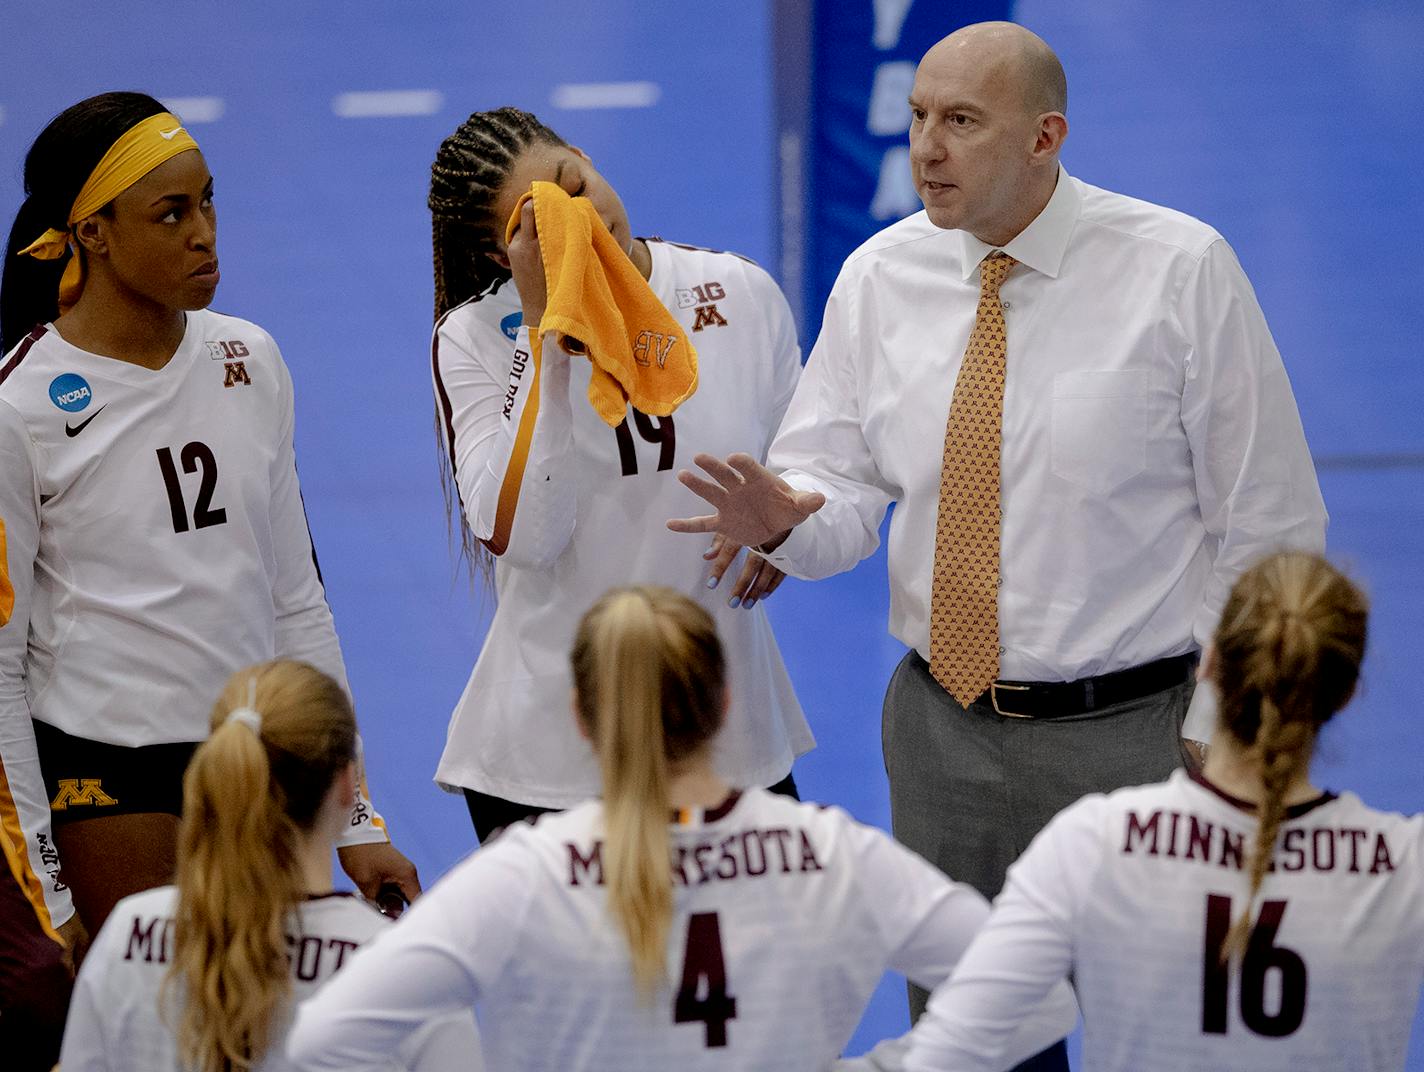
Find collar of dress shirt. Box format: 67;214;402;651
956;163;1080;281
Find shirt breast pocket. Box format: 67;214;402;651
1050;370;1148;495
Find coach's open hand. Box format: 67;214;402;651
668;453;825;550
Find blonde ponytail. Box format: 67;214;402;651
1212;553;1367;959
167;661;356;1071
571;587;725;999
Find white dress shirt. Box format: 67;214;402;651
763;167;1326;740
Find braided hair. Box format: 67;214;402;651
1212;552;1367;959
428;106;568;321
428;108;569;576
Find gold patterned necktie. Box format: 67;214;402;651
929;252;1016;705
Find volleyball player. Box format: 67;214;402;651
0;92;416;942
905;551;1424;1071
59;660;478;1071
288;586;1075;1071
427;108;811;841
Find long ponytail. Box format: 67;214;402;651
571;586;725;997
1212;552;1367;958
168;660;356;1071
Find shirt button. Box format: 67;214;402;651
1000;300;1012;309
998;646;1007;655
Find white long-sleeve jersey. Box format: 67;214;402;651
907;769;1424;1072
431;240;812;807
288;787;1076;1072
0;313;386;927
60;885;480;1072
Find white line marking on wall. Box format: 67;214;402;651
550;82;661;110
163;97;225;123
332;90;444;118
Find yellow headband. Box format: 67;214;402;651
16;111;202;312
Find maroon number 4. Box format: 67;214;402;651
673;912;738;1047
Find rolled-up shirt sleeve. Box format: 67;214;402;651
1176;240;1327;741
762;277;897;581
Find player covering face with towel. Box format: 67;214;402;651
425;107;813;842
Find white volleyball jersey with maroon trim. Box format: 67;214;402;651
431;240;813;807
907;769;1424;1072
59;886;479;1072
0;312;386;928
289;787;1076;1072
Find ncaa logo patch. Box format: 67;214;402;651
500;311;523;341
49;373;93;413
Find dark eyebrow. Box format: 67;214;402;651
149;178;214;208
907;97;985;117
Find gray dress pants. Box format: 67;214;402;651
883;651;1194;1023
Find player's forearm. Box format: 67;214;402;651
0;699;76;928
0;442;73;927
470;333;578;567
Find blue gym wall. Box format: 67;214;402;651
2;1;1420;1062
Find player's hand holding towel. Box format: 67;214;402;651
506;180;698;426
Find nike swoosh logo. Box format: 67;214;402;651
65;405;107;437
159;127;182;140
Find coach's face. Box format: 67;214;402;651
908;33;1056;246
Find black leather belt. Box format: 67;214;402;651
971;653;1197;719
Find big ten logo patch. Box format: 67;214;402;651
205;340;250;361
50;778;118;809
675;281;729;332
223;362;251;388
633;331;679;369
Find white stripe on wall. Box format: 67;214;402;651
332;90;444;118
550;82;661;110
163;97;225;123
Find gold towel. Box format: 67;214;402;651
506;181;697;427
